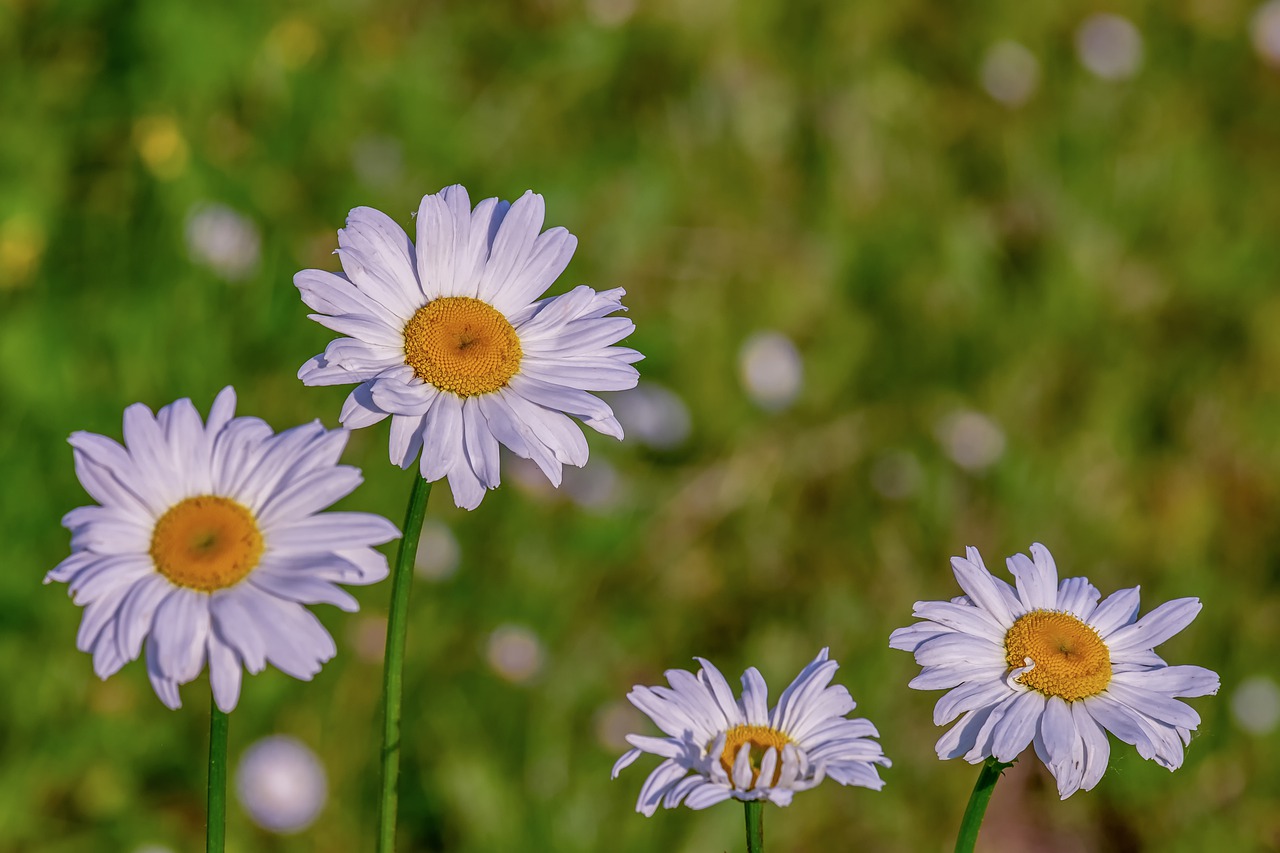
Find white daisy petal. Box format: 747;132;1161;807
477;393;563;483
614;650;888;813
295;269;372;316
1113;664;1219;698
1056;576;1102;619
371;378;438;417
894;543;1217;796
456;196;510;299
49;389;394;712
306;312;403;348
936;707;996;760
499;390;587;470
611;748;643;779
681;782;735;810
208;631;243;714
477;190;545;306
491;226;577;316
151;588;211;683
248;570;359;613
990;690;1044;762
740;667;770;725
1103;597;1202;651
461;397;501;488
386;414;426;470
419;394;463;482
115;574;174;662
1072;701;1111;791
340;382;391;429
297;185;641;509
445;454;487;510
337;206;422;318
636;759;688;816
268;512;400;552
146;635;183;709
1089;586;1143;636
1007;544;1057;611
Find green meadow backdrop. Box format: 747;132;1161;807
3;1;1279;850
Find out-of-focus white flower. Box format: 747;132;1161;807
739;331;803;411
1252;1;1280;67
586;0;637;27
981;41;1040;107
870;450;923;500
562;457;625;512
185;203;261;281
132;845;176;853
595;700;648;751
936;410;1006;471
349;614;388;664
236;736;328;834
414;519;460;581
1231;675;1280;735
351;135;404;190
609;384;692;451
1076;14;1144;80
487;624;544;684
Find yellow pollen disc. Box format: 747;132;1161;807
149;496;264;592
1004;610;1112;701
717;725;794;790
402;296;523;397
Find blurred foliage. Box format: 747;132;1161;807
3;0;1279;850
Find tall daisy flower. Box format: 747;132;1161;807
46;387;399;713
296;185;641;509
889;543;1219;798
612;649;890;814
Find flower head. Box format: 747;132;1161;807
296;185;641;509
611;649;890;815
889;543;1219;798
46;387;399;712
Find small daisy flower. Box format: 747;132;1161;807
296;185;642;510
611;649;890;814
889;543;1220;798
46;387;399;713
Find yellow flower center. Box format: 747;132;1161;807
717;725;794;790
402;296;523;397
1004;610;1112;701
149;496;264;592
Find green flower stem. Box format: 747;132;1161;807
954;758;1014;853
376;474;433;853
206;695;228;853
744;800;764;853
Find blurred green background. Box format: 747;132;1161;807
3;0;1279;850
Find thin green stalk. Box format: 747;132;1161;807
954;758;1013;853
744;800;764;853
376;474;433;853
206;695;228;853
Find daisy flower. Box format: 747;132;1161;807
611;649;890;814
46;387;399;713
296;185;642;510
889;543;1219;798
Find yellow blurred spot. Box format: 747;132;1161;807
267;16;321;69
0;215;46;289
133;115;189;179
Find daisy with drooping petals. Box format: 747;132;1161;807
889;543;1219;798
296;185;642;510
612;649;890;815
46;387;399;713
